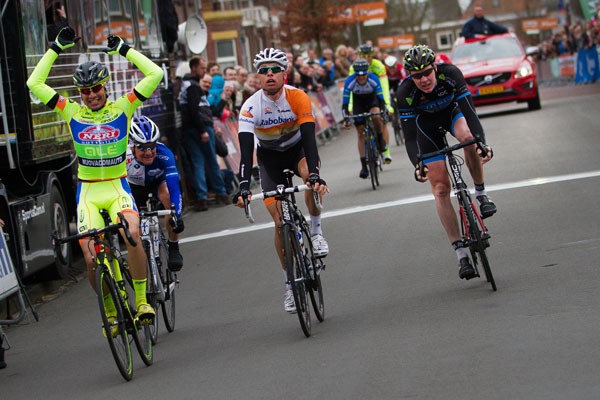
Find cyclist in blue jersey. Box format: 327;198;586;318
396;45;496;280
342;58;388;179
126;116;185;271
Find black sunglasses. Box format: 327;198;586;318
79;84;104;95
410;68;435;80
135;143;156;152
257;65;284;75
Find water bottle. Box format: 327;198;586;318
297;230;304;252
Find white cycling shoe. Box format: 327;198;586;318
311;234;329;258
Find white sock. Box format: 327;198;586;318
310;215;322;236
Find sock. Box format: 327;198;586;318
452;240;468;262
310;215;322;236
475;183;486;197
132;279;148;308
103;293;116;317
360;157;367;169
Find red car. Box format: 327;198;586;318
450;33;541;111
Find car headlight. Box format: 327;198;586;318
515;61;533;78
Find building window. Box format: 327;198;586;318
216;39;237;69
436;31;454;50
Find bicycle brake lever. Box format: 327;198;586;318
476;141;488;158
244;198;255;224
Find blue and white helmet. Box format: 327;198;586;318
253;48;288;70
129;116;160;144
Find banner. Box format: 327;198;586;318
575;47;600;84
330;2;387;24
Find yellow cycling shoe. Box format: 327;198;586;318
102;315;118;338
136;303;156;325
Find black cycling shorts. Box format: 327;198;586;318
416;104;464;164
257;141;310;192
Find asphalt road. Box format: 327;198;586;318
2;83;600;399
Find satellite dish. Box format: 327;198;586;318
184;15;208;54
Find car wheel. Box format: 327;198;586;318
528;89;541;111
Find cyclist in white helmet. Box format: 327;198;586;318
126;115;185;271
234;48;330;314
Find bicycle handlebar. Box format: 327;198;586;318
417;127;488;162
346;110;386;120
244;184;319;224
52;211;136;256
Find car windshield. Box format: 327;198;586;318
452;38;523;64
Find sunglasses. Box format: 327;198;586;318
135;143;156;152
410;68;435;80
257;65;284;75
79;84;104;95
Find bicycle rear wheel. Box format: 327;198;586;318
144;242;160;345
460;192;497;291
96;265;133;381
300;223;324;322
158;237;176;332
284;224;311;337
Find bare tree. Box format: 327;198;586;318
280;0;354;53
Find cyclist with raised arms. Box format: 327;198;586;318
395;44;496;280
349;44;394;163
342;58;387;179
126;116;185;271
234;48;329;314
27;26;163;326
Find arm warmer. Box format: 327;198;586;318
238;131;255;191
300;122;320;175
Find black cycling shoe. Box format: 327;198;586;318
167;243;183;271
359;168;369;179
477;195;497;219
458;257;476;280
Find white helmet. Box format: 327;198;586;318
253;48;288;70
384;55;398;68
129;116;160;144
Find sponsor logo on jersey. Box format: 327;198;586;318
241;106;254;118
260;115;296;126
78;125;120;142
79;154;125;167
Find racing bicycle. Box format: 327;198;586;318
348;111;386;190
417;130;497;291
138;194;179;344
53;210;153;381
243;170;325;337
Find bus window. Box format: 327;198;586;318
45;1;69;42
88;0;134;47
137;0;162;54
22;0;46;61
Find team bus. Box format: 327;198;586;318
0;0;177;280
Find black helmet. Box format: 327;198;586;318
73;61;110;88
403;45;436;71
358;44;374;56
353;59;369;76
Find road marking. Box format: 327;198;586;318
180;170;600;243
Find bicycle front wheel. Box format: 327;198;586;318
284;225;311;337
158;238;176;332
144;242;160;345
300;223;324;322
365;139;379;190
96;265;133;381
460;192;497;291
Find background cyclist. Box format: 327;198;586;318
342;58;388;179
27;27;163;325
234;48;329;314
349;44;394;163
395;44;496;280
126;116;185;271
